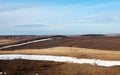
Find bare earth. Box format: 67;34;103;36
0;60;120;75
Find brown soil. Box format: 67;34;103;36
0;60;119;75
1;36;120;51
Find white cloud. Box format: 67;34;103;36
0;1;120;34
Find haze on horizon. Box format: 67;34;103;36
0;0;120;35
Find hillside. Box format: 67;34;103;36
1;36;120;51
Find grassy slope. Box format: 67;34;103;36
0;47;120;60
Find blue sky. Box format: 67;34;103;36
0;0;120;35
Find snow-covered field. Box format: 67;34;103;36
0;54;120;67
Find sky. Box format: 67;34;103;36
0;0;120;35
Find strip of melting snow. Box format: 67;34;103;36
0;54;120;67
0;38;53;49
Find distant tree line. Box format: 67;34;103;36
81;34;105;36
0;35;36;39
0;35;67;39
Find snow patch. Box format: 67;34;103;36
0;54;120;67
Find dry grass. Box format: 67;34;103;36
0;39;18;45
0;47;120;60
0;60;119;75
